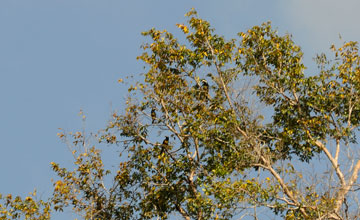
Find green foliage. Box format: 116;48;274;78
1;8;360;220
0;191;51;220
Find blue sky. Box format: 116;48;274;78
1;0;360;218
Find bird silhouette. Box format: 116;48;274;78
170;67;181;75
151;108;156;124
201;79;209;100
161;136;169;154
201;79;209;92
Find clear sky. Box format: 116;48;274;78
1;0;360;219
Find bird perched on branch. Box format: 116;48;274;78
151;108;156;124
160;136;169;154
170;67;181;75
201;79;209;93
201;79;209;100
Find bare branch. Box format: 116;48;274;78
335;139;340;164
315;140;346;186
260;156;309;218
334;159;360;212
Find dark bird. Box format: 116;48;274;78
201;79;209;100
193;83;200;94
151;108;156;124
161;136;169;154
201;79;209;91
170;67;181;75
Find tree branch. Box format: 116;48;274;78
260;156;309;218
176;204;191;220
334;159;360;212
335;139;340;164
314;140;346;186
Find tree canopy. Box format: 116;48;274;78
1;9;360;220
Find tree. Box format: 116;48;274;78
1;8;360;219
